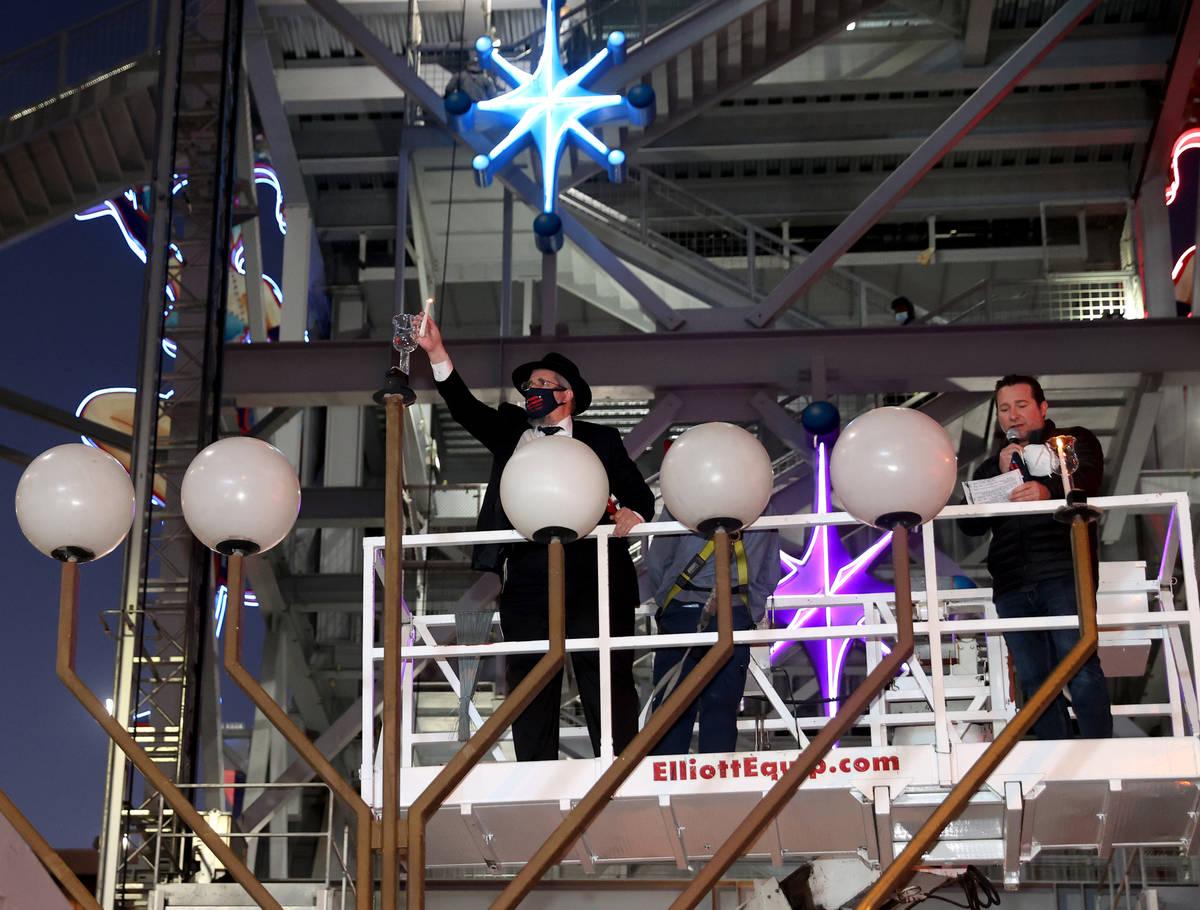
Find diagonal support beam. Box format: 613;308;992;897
1101;385;1163;545
239;693;376;834
303;0;446;118
623;392;683;458
751;391;814;464
302;0;684;331
247;406;299;439
748;0;1103;328
245;0;308;206
0;385;134;451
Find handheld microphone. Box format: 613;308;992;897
1005;428;1032;481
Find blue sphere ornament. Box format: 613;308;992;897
444;89;472;117
627;83;655;109
801;400;841;436
533;212;564;254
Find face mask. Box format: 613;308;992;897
895;311;908;323
523;386;565;419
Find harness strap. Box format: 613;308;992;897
660;535;750;618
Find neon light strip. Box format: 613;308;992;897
231;236;245;274
1165;128;1200;206
262;273;283;304
214;583;260;639
1172;245;1195;281
253;164;287;234
829;532;893;594
74;201;147;263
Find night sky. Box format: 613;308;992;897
2;2;153;848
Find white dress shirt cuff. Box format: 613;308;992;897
430;358;454;382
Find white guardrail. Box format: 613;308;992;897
359;494;1199;808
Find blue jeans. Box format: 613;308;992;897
650;602;753;755
994;575;1113;740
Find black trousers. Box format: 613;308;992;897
498;538;641;761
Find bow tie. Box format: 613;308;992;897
539;426;562;436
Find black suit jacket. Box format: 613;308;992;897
435;368;655;576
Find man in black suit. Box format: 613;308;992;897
415;313;653;761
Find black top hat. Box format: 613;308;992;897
512;352;592;415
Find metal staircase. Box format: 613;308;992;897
571;0;892;187
0;0;160;248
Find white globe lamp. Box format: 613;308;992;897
830;407;957;528
660;422;772;534
181;437;301;555
15;444;135;562
499;436;609;542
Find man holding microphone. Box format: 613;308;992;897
960;374;1112;739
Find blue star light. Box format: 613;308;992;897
446;0;655;252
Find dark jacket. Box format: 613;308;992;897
959;418;1103;595
435;368;655;579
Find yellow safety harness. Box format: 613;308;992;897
659;532;750;618
650;532;753;706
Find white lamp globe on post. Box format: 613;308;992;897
499;435;610;543
182;442;380;910
15;444;135;563
180;436;301;556
659;422;773;535
12;445;283;909
829;407;957;530
644;421;773;765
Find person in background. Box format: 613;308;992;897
891;296;916;325
647;504;781;754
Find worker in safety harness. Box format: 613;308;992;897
647;505;781;754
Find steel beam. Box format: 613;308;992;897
0;385;133;451
622;393;683;458
0;444;32;467
748;0;1103;328
1138;173;1179;318
223;320;1200;407
245;0;308;206
247;406;300;438
963;0;997;67
1101;386;1163;545
751;392;815;463
302;0;445;118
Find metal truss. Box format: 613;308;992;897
99;0;245;906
